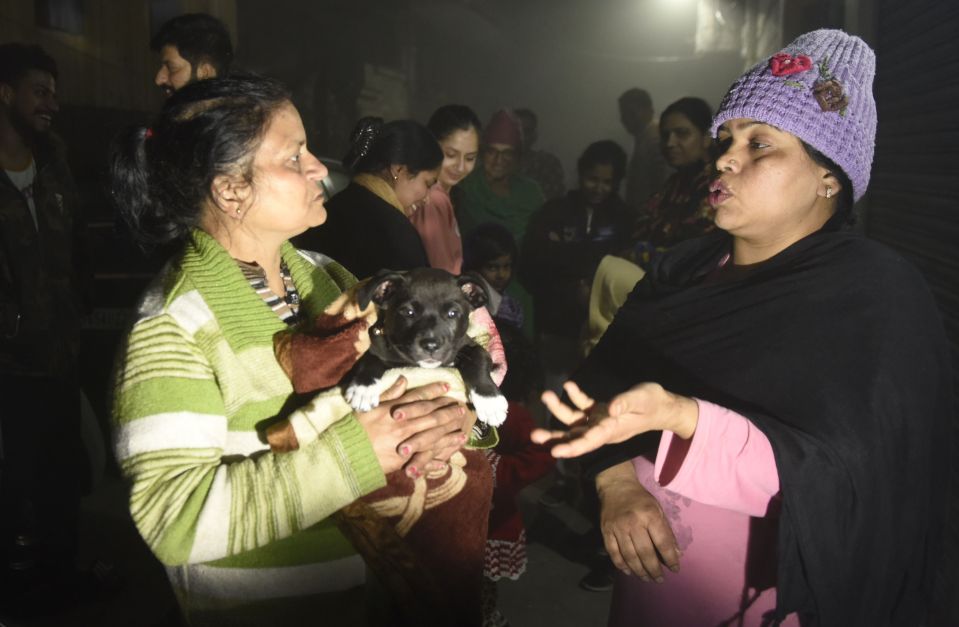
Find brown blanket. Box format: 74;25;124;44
268;281;492;626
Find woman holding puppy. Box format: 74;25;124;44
109;76;477;626
534;30;950;626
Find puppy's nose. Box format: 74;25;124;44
419;338;440;354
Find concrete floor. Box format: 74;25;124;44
495;475;612;627
0;472;612;627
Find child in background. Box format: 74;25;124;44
464;223;552;626
479;321;553;627
462;223;524;331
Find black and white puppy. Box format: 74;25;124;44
342;268;508;427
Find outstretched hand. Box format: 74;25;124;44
531;381;699;458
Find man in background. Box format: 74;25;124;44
516;107;566;202
0;42;92;616
151;12;233;97
619;88;667;216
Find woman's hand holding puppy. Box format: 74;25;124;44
355;376;474;477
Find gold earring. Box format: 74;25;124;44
236;207;242;215
825;186;833;199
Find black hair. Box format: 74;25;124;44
660;97;713;135
150;13;234;76
619;88;652;110
0;43;58;86
427;105;482;142
576;140;627;183
462;222;518;271
344;117;442;176
802;142;856;227
109;74;290;247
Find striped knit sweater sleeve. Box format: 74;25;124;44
112;231;386;569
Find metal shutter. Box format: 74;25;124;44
867;2;959;625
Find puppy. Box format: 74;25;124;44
342;268;508;427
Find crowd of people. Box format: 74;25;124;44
0;10;952;627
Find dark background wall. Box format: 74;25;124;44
236;0;747;182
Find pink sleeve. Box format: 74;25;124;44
652;399;780;517
410;186;463;275
469;306;507;386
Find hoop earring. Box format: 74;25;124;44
825;186;833;199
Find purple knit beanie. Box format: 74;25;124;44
711;29;877;201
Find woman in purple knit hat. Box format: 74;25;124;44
532;29;950;627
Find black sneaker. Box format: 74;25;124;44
538;480;570;508
578;566;615;592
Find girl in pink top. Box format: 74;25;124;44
410;105;482;274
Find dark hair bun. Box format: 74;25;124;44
344;117;384;171
342;118;442;177
109;125;187;245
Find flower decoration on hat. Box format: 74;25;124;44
770;51;849;116
813;79;847;113
812;56;849;115
769;53;813;76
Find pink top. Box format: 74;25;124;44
654;399;780;516
410;184;463;275
607;399;795;627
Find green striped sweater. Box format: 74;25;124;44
112;230;386;626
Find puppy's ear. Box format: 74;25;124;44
356;270;407;309
457;273;490;310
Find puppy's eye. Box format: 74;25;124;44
402;307;415;318
447;309;460;319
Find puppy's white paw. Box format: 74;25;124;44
344;382;381;413
470;390;508;427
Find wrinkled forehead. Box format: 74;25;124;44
257;103;303;150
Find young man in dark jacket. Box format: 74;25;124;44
0;42;91;615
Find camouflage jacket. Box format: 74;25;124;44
0;134;86;376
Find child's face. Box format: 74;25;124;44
479;254;513;293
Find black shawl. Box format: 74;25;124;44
574;227;951;626
295;182;428;280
